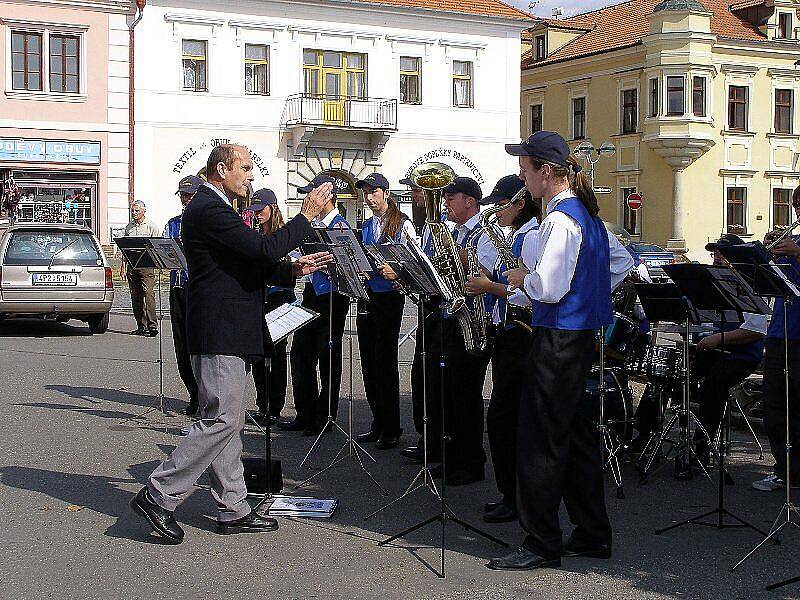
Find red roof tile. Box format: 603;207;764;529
523;0;764;68
349;0;532;20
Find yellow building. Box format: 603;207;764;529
522;0;800;259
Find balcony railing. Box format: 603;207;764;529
282;94;397;130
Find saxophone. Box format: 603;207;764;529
478;186;533;331
411;162;488;356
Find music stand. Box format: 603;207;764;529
115;236;183;422
296;232;385;494
368;240;507;579
653;263;769;537
719;243;800;587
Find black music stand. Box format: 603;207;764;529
653;263;769;537
719;243;800;588
369;241;507;579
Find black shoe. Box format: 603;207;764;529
216;512;279;535
483;503;518;523
401;445;423;462
268;414;279;425
446;468;485;486
147;328;158;337
251;411;270;427
484;500;502;513
375;435;400;450
562;537;612;559
129;487;184;544
185;402;198;417
356;430;381;443
486;548;561;571
276;418;308;431
130;328;147;336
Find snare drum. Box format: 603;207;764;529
585;368;634;442
643;345;683;382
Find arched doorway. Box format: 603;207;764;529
323;169;362;225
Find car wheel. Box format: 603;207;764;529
88;312;109;335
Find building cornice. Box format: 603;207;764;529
0;17;90;32
227;19;289;32
768;68;800;78
164;13;226;27
715;38;800;57
719;168;758;177
765;170;800;178
0;0;133;13
720;63;760;74
523;43;643;73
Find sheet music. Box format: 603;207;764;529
147;238;187;271
265;303;319;343
323;228;373;272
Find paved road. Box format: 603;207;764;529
0;302;798;599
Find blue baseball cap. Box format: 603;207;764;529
297;174;337;198
442;177;482;202
481;174;525;206
356;172;390;191
248;188;278;212
176;175;203;195
505;131;580;171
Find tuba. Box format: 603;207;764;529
411;162;488;355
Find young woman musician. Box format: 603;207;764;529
488;131;633;571
355;173;417;449
246;188;296;426
464;174;541;524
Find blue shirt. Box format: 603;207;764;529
767;251;800;340
164;214;189;287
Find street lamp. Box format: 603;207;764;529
573;141;616;188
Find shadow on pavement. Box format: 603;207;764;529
43;384;185;413
0;318;92;338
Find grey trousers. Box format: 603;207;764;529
148;354;251;522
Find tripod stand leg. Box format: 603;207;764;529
767;574;800;592
730;511;788;571
378;514;442;546
640;411;679;480
733;397;764;459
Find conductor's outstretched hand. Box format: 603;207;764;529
300;183;334;221
293;251;333;277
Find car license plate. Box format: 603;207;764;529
32;272;77;286
647;260;669;267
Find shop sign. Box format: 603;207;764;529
0;138;101;164
172;137;268;177
405;148;485;185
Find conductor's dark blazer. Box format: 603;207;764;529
182;184;313;357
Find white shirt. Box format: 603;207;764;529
520;188;635;304
369;212;418;245
312;207;341;228
202;182;232;206
123;218;161;238
454;212;499;274
503;217;540;318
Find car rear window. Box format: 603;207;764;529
629;243;667;253
3;231;102;266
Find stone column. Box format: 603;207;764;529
666;167;687;254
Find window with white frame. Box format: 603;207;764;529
692;76;707;117
777;12;792;40
621;89;637;134
727;187;747;234
773;188;792;227
182;39;207;92
8;25;85;95
572;96;586;140
535;35;547;61
648;77;659;117
244;44;268;95
530;103;543;133
775;89;794;134
400;56;421;104
666;76;685;116
452;60;473;108
621;186;639;235
728;85;749;131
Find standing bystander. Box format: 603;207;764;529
122;200;161;336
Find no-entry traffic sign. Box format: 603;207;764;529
626;192;642;210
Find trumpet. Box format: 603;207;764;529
766;216;800;250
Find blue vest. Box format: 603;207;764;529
165;214;189;287
715;319;764;362
530;197;612;330
768;251;800;340
458;222;496;316
495;225;537;326
362;215;403;293
310;213;348;296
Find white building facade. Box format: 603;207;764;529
131;0;529;229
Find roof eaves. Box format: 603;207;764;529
522;40;642;69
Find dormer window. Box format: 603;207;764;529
777;12;792;40
535;35;547;61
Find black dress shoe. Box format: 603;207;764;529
356;430;381;443
216;511;279;535
375;435;400;450
562;537;612;559
486;548;561;571
483;503;518;523
129;487;184;544
147;328;159;337
484;500;502;513
400;446;423;461
130;328;147;336
276;418;307;431
446;468;485;486
251;412;270;427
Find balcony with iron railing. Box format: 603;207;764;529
281;93;398;131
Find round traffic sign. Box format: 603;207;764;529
626;192;642;210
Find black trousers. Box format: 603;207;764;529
169;286;197;404
427;317;489;473
487;325;532;509
518;327;611;558
763;338;800;480
357;290;405;437
410;302;441;449
252;340;288;416
289;284;349;425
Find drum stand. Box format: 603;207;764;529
597;328;625;499
640;310;713;484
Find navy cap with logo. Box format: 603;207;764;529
481;174;526;206
505;130;580;172
705;233;745;251
399;177;414;187
176;175;203;195
356;173;390;191
297;174;337;198
248;188;278;212
442;176;482;202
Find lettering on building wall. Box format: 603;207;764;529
405;148;485;185
172;138;269;176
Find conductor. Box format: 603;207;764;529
130;144;333;543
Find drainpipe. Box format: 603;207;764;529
128;0;145;209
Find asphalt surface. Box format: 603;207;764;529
0;289;798;599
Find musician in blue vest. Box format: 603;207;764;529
165;175;202;416
464;174;540;523
282;174;350;436
399;176;453;463
754;184;800;492
354;173;417;450
425;176;497;486
489;131;631;570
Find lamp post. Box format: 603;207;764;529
573;141;616;189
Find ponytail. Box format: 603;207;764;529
380;194;406;241
531;156;600;218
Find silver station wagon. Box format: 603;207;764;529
0;223;114;333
